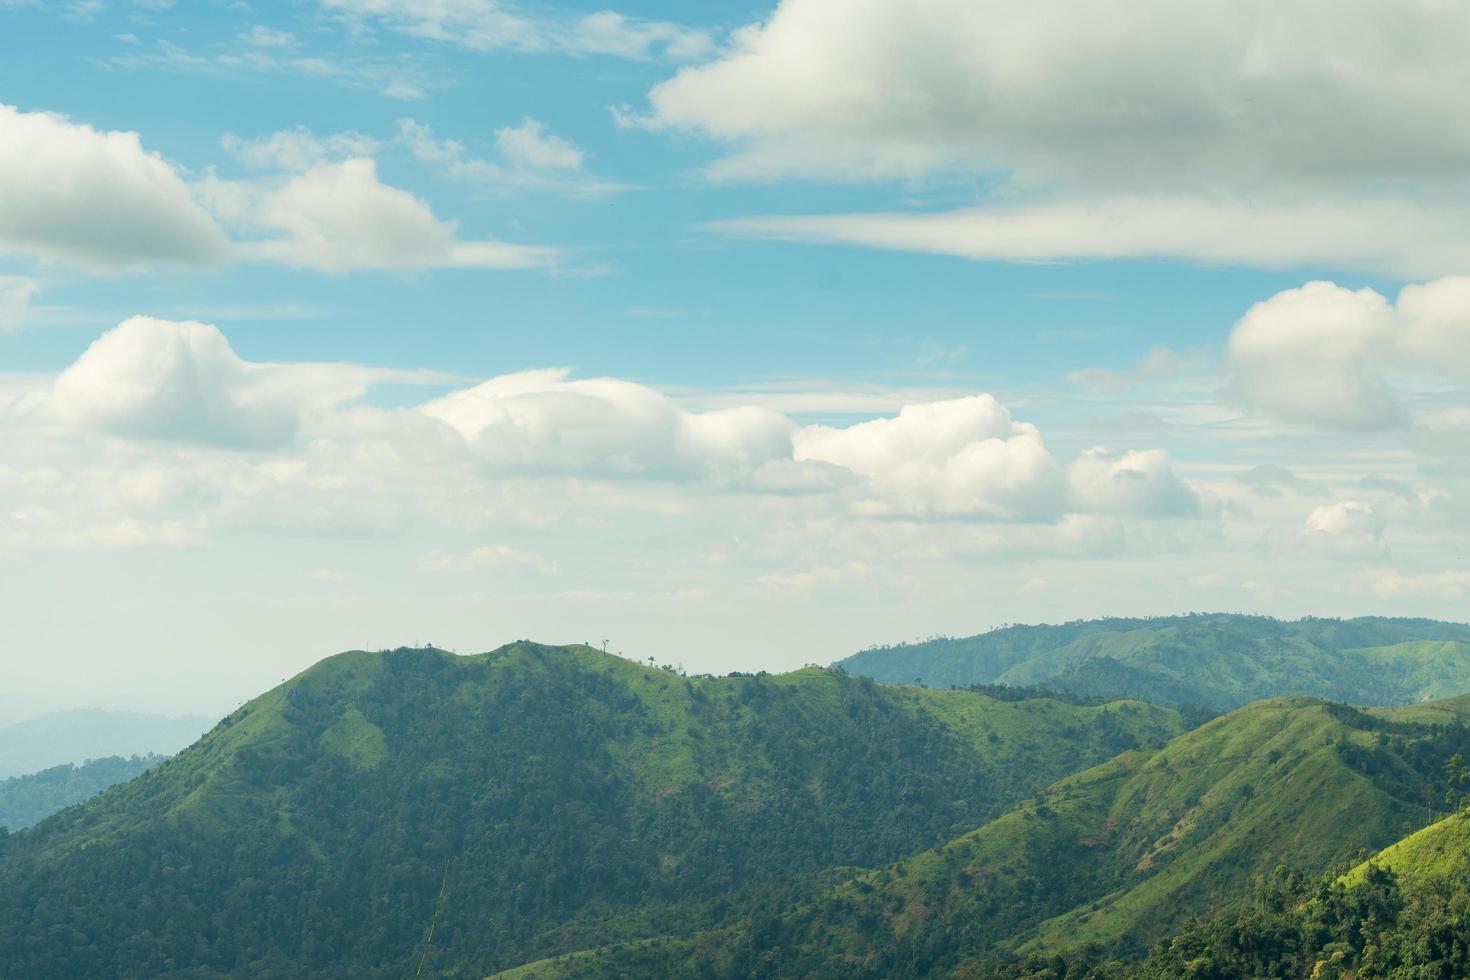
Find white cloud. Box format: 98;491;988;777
1369;570;1470;598
642;0;1470;275
221;127;383;172
109;38;431;101
0;104;229;271
320;0;711;60
644;0;1470;190
1227;277;1470;430
44;316;425;449
416;544;559;575
422;367;797;479
1300;500;1387;559
1069;346;1189;390
495;117;582;170
212;159;559;272
48;317;304;448
398;118;629;198
0;276;40;332
793;395;1065;520
706;199;1470;279
1066;448;1206;517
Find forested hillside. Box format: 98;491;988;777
0;754;163;830
0;643;1182;978
508;694;1470;977
839;614;1470;710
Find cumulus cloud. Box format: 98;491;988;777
1227;277;1470;430
49;317;303;448
793;395;1065;520
423;367;797;479
44;316;425;449
1065;448;1206;517
209;159;559;272
9;320;1222;562
0;104;229;270
1300;500;1387;559
641;1;1470;274
644;0;1470;189
495;118;582;170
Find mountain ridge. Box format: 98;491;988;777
0;641;1184;978
838;614;1470;710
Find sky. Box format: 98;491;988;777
3;0;1470;723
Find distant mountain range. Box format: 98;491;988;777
0;755;163;830
837;614;1470;710
0;708;215;779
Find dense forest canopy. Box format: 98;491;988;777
0;643;1182;978
0;754;163;831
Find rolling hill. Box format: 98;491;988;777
0;642;1183;979
506;693;1470;977
838;614;1470;710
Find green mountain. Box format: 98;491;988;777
838;614;1470;710
508;694;1470;977
1059;812;1470;978
0;642;1183;979
0;708;214;778
0;754;164;830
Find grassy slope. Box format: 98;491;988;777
505;694;1470;978
0;643;1183;979
840;615;1470;710
1340;809;1470;890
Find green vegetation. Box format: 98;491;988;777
0;643;1182;978
0;754;163;831
840;614;1470;710
508;694;1470;977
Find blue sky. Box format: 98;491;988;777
2;0;1468;720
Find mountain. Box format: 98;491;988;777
0;754;164;830
0;708;214;778
506;693;1470;977
1069;811;1470;978
838;614;1470;710
0;643;1184;979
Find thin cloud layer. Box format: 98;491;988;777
320;0;712;60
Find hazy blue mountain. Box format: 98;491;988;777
0;754;164;830
837;613;1470;710
0;709;214;778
